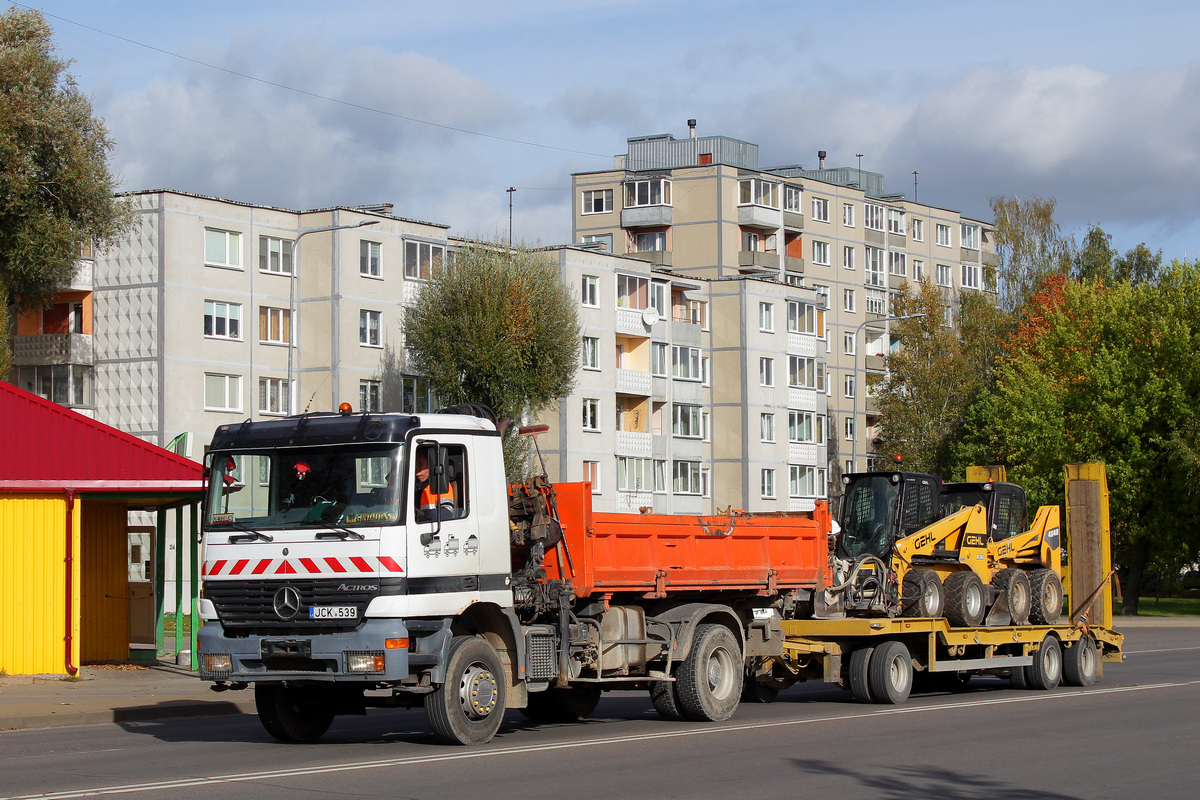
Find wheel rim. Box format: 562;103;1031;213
922;579;939;615
1083;643;1096;678
888;653;910;692
1011;580;1029;617
1045;644;1061;682
706;645;737;700
966;582;983;618
458;662;499;721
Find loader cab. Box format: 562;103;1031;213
941;481;1028;541
837;472;942;560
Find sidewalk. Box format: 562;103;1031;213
0;661;255;733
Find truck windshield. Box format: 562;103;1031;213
205;445;403;530
837;476;899;560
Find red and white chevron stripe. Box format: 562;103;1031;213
203;555;404;577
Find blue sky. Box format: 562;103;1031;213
17;0;1200;260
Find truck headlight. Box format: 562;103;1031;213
201;653;232;675
345;651;385;674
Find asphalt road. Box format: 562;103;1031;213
1;626;1197;800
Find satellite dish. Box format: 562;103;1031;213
642;307;660;327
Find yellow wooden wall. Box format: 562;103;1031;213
0;494;80;675
80;503;130;663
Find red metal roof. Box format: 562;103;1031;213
0;381;204;492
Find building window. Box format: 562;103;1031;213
673;404;704;438
911;218;924;242
581;336;600;370
811;197;829;222
760;413;775;442
617;274;650;309
650;282;667;316
581;275;599;307
19;364;93;407
887;209;905;235
651;342;668;376
962;263;981;289
961;223;980;250
360;240;381;277
360;310;381;347
865;247;884;287
844;332;856;355
788;356;825;390
843;246;855;270
259;306;290;345
258;377;289;415
889;251;906;276
759;302;774;332
673;460;703;495
582;398;600;432
743;231;761;252
788;301;825;337
618;457;653;492
672;346;702;380
582;188;613;214
867;289;886;315
784;185;802;212
204;373;241;412
625;178;671;207
582;233;613;252
583;461;601;493
359;380;381;412
845;374;856;399
759;357;774;387
843;203;855;227
789;465;826;498
634;230;666;253
789;410;825;444
864;204;884;231
761;468;776;500
653;460;667;493
843;289;856;313
812;240;830;266
937;264;953;287
687;299;708;329
404;241;446;280
936;223;952;247
738;178;779;208
813;284;829;308
845;416;856;441
913;259;925;280
204;300;241;340
204;229;241;269
259;236;294;274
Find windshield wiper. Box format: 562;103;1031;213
225;524;274;544
315;527;365;541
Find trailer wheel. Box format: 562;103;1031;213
943;571;986;627
1062;635;1098;687
650;679;686;721
1009;664;1029;689
254;684;335;743
901;569;945;618
676;624;743;722
848;646;875;702
520;685;602;722
1026;634;1062;690
1029;569;1063;625
993;568;1032;625
867;640;913;704
425;635;507;745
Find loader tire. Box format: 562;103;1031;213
1029;569;1063;625
676;624;743;722
901;569;945;619
521;685;602;722
1062;635;1098;687
1026;634;1062;690
425;635;506;745
848;645;875;703
943;571;986;628
867;640;913;704
993;569;1032;625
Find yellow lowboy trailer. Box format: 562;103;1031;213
766;463;1123;704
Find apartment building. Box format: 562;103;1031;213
572;125;997;485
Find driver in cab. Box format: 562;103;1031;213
414;449;456;521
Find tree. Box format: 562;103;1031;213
953;265;1200;613
0;8;131;362
1073;224;1163;286
989;195;1074;311
402;242;580;479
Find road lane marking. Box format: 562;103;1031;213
3;680;1198;800
1124;646;1200;655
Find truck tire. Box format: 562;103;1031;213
676;624;743;722
943;571;986;627
1029;569;1063;625
520;685;602;722
992;569;1032;625
1026;634;1062;690
867;640;913;704
741;680;780;704
901;569;945;618
848;646;874;702
254;684;335;743
425;635;507;745
1062;635;1098;687
650;679;686;721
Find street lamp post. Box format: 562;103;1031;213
287;219;380;414
849;312;925;473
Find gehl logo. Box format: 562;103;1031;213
911;530;938;549
338;584;379;592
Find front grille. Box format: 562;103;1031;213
205;578;383;632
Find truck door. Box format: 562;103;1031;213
406;438;482;606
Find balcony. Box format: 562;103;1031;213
788;498;817;513
616;368;652;396
70;260;93;291
788;442;823;464
864;229;885;246
617;490;655;512
615;308;653;336
738;204;779;230
961;247;980;263
784;255;805;275
787;332;818;357
983;251;1000;267
616;431;653;457
12;333;93;367
632;250;673;268
622;206;673;228
783;211;804;232
738;251;780;270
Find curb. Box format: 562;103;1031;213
0;697;256;733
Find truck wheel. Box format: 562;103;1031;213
1062;635;1098;687
993;569;1032;625
254;684;335;743
1029;569;1063;625
650;679;686;721
867;640;913;704
741;680;780;704
1026;634;1062;690
1009;665;1029;689
676;624;743;722
901;569;945;618
425;635;507;745
521;685;602;722
943;571;986;627
848;646;874;702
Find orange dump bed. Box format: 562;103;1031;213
541;482;829;598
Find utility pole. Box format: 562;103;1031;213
913;171;919;202
856;154;864;189
506;187;516;249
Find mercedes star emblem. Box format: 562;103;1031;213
273;586;302;621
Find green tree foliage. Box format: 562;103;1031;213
989;195;1074;311
0;8;131;357
870;280;1011;475
1073;224;1163;286
402;242;580;479
953;266;1200;613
